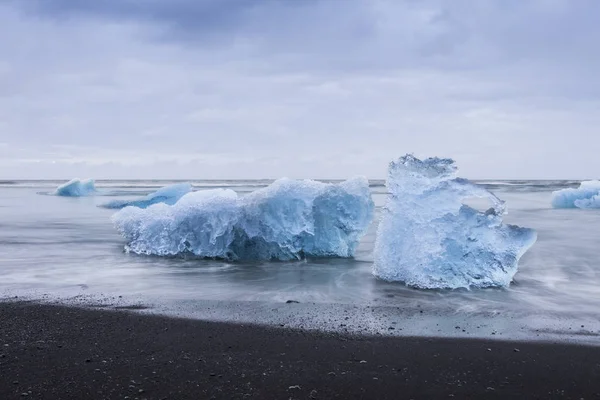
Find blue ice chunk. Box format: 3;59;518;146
234;177;374;259
100;183;193;209
551;181;600;209
111;177;374;260
54;178;96;197
113;189;240;258
373;154;537;289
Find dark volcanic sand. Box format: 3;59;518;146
1;302;599;399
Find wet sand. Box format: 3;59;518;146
1;301;599;399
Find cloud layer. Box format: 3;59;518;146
1;0;599;179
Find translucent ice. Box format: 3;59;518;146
373;155;537;289
113;189;240;258
112;177;374;260
54;178;96;197
100;183;193;209
551;181;600;209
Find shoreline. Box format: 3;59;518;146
4;293;600;347
1;301;600;399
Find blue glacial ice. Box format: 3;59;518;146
373;155;537;289
551;181;600;209
100;183;193;209
112;177;374;260
54;178;97;197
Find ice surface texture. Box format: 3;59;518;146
112;177;374;260
54;178;96;197
373;155;537;289
551;181;600;209
100;183;192;209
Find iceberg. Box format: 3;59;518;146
112;177;374;260
54;178;96;197
100;183;193;209
373;155;537;289
551;181;600;209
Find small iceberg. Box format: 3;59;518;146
373;154;537;289
551;181;600;209
112;177;374;261
100;183;193;209
54;178;96;197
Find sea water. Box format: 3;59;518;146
1;179;599;343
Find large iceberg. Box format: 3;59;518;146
373;155;537;289
54;178;96;197
551;181;600;209
100;183;193;209
112;177;374;260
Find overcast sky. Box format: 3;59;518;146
1;0;599;179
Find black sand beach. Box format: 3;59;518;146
1;301;599;399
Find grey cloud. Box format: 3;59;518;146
11;0;326;48
13;0;267;27
1;1;600;179
3;0;481;73
11;0;600;71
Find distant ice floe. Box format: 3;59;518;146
112;177;374;261
373;154;537;290
100;183;193;209
54;178;97;197
551;181;600;209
